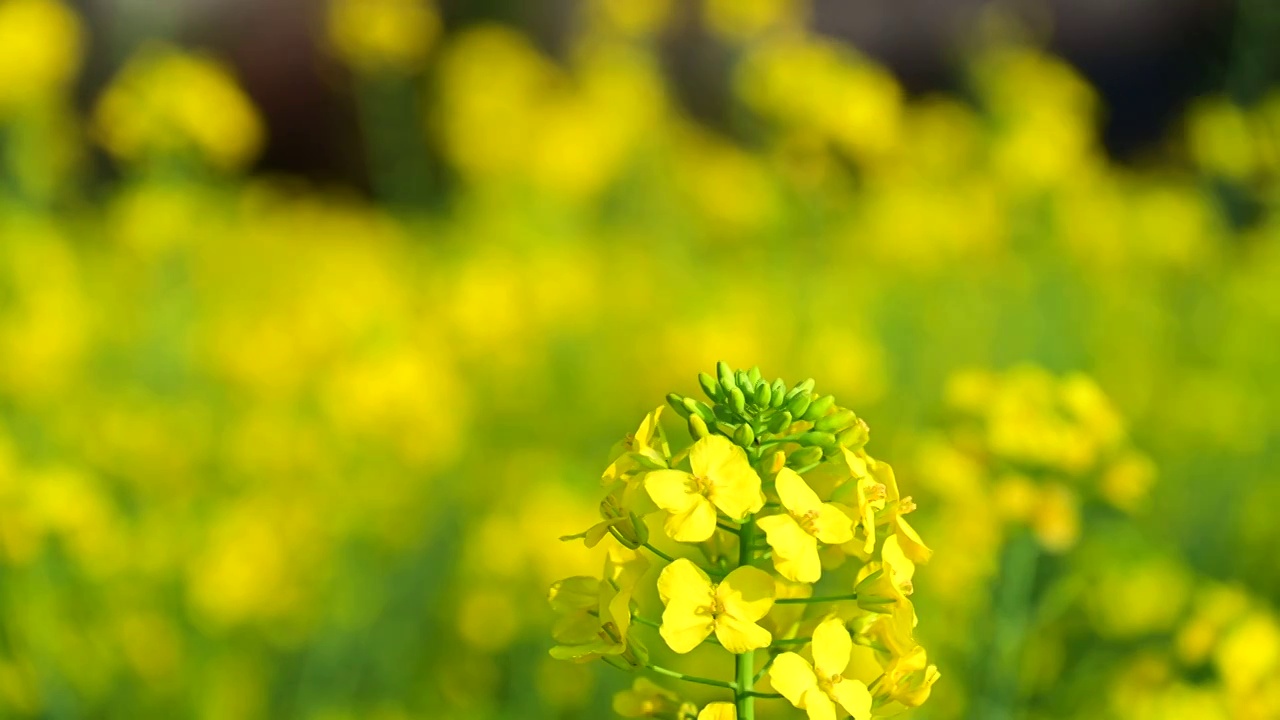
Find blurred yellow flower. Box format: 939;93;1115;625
0;0;82;113
93;44;263;170
703;0;801;40
657;558;774;653
327;0;439;74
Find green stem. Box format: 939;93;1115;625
744;691;785;700
641;542;677;564
975;530;1040;720
753;652;778;684
633;615;661;630
736;516;757;720
775;593;858;605
770;637;812;646
647;664;736;691
718;522;741;535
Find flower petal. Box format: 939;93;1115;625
769;652;818;707
690;434;734;477
665;495;717;542
660;599;715;654
812;503;855;545
714;613;772;654
645;470;697;512
801;687;837;720
776;468;823;515
811;617;853;678
717;565;776;621
709;452;764;519
697;701;737;720
657;558;713;605
758;514;821;583
830;678;873;720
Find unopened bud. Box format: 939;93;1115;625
734;423;755;447
736;370;754;395
667;393;690;418
717;361;737;395
803;395;835;421
698;372;721;402
787;446;824;468
785;393;811;419
797;431;837;448
767;411;793;434
754;381;772;408
682;397;715;424
770;379;786;407
730;387;746;415
815;408;857;432
689;414;710;440
838;419;871;449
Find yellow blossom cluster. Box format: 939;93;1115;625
551;365;938;719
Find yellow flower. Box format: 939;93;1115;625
769;617;873;720
549;547;649;664
0;0;83;113
868;645;939;711
874;460;932;564
837;449;884;556
604;406;671;486
697;702;737;719
855;561;910;615
326;0;439;74
645;435;763;542
657;558;774;654
757;468;853;582
560;485;649;549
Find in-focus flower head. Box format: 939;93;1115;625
770;616;873;720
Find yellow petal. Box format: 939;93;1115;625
895;515;933;564
775;468;822;515
548;576;599;613
714;613;772;653
801;687;837;720
829;679;873;720
657;558;714;604
811;617;853;678
709;453;764;519
666;495;718;542
812;503;854;545
660;598;716;653
769;652;818;706
690;434;735;476
758;514;821;583
697;701;737;720
717;565;776;621
645;470;697;512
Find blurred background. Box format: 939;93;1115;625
1;0;1279;718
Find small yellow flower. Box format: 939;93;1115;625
603;406;671;485
769;617;873;720
326;0;440;74
837;449;885;557
657;558;774;654
549;547;649;663
560;485;649;549
645;435;763;542
875;460;932;564
697;702;737;719
757;468;854;582
855;561;910;615
868;645;939;711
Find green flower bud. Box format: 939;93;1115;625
767;410;793;434
682;397;715;424
688;414;710;440
770;379;786;407
736;370;754;395
787;446;824;468
786;393;812;419
717;361;736;395
747;365;763;385
815;408;857;433
754;380;772;408
734;423;755;448
786;378;815;401
698;372;721;402
797;431;837;447
802;394;835;421
730;387;747;415
667;393;691;418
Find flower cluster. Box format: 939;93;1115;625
550;365;938;719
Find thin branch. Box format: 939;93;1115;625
647;664;737;691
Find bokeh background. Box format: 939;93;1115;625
2;0;1280;718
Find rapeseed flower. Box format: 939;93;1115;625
657;558;774;654
645;435;763;542
758;468;854;582
770;617;873;720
